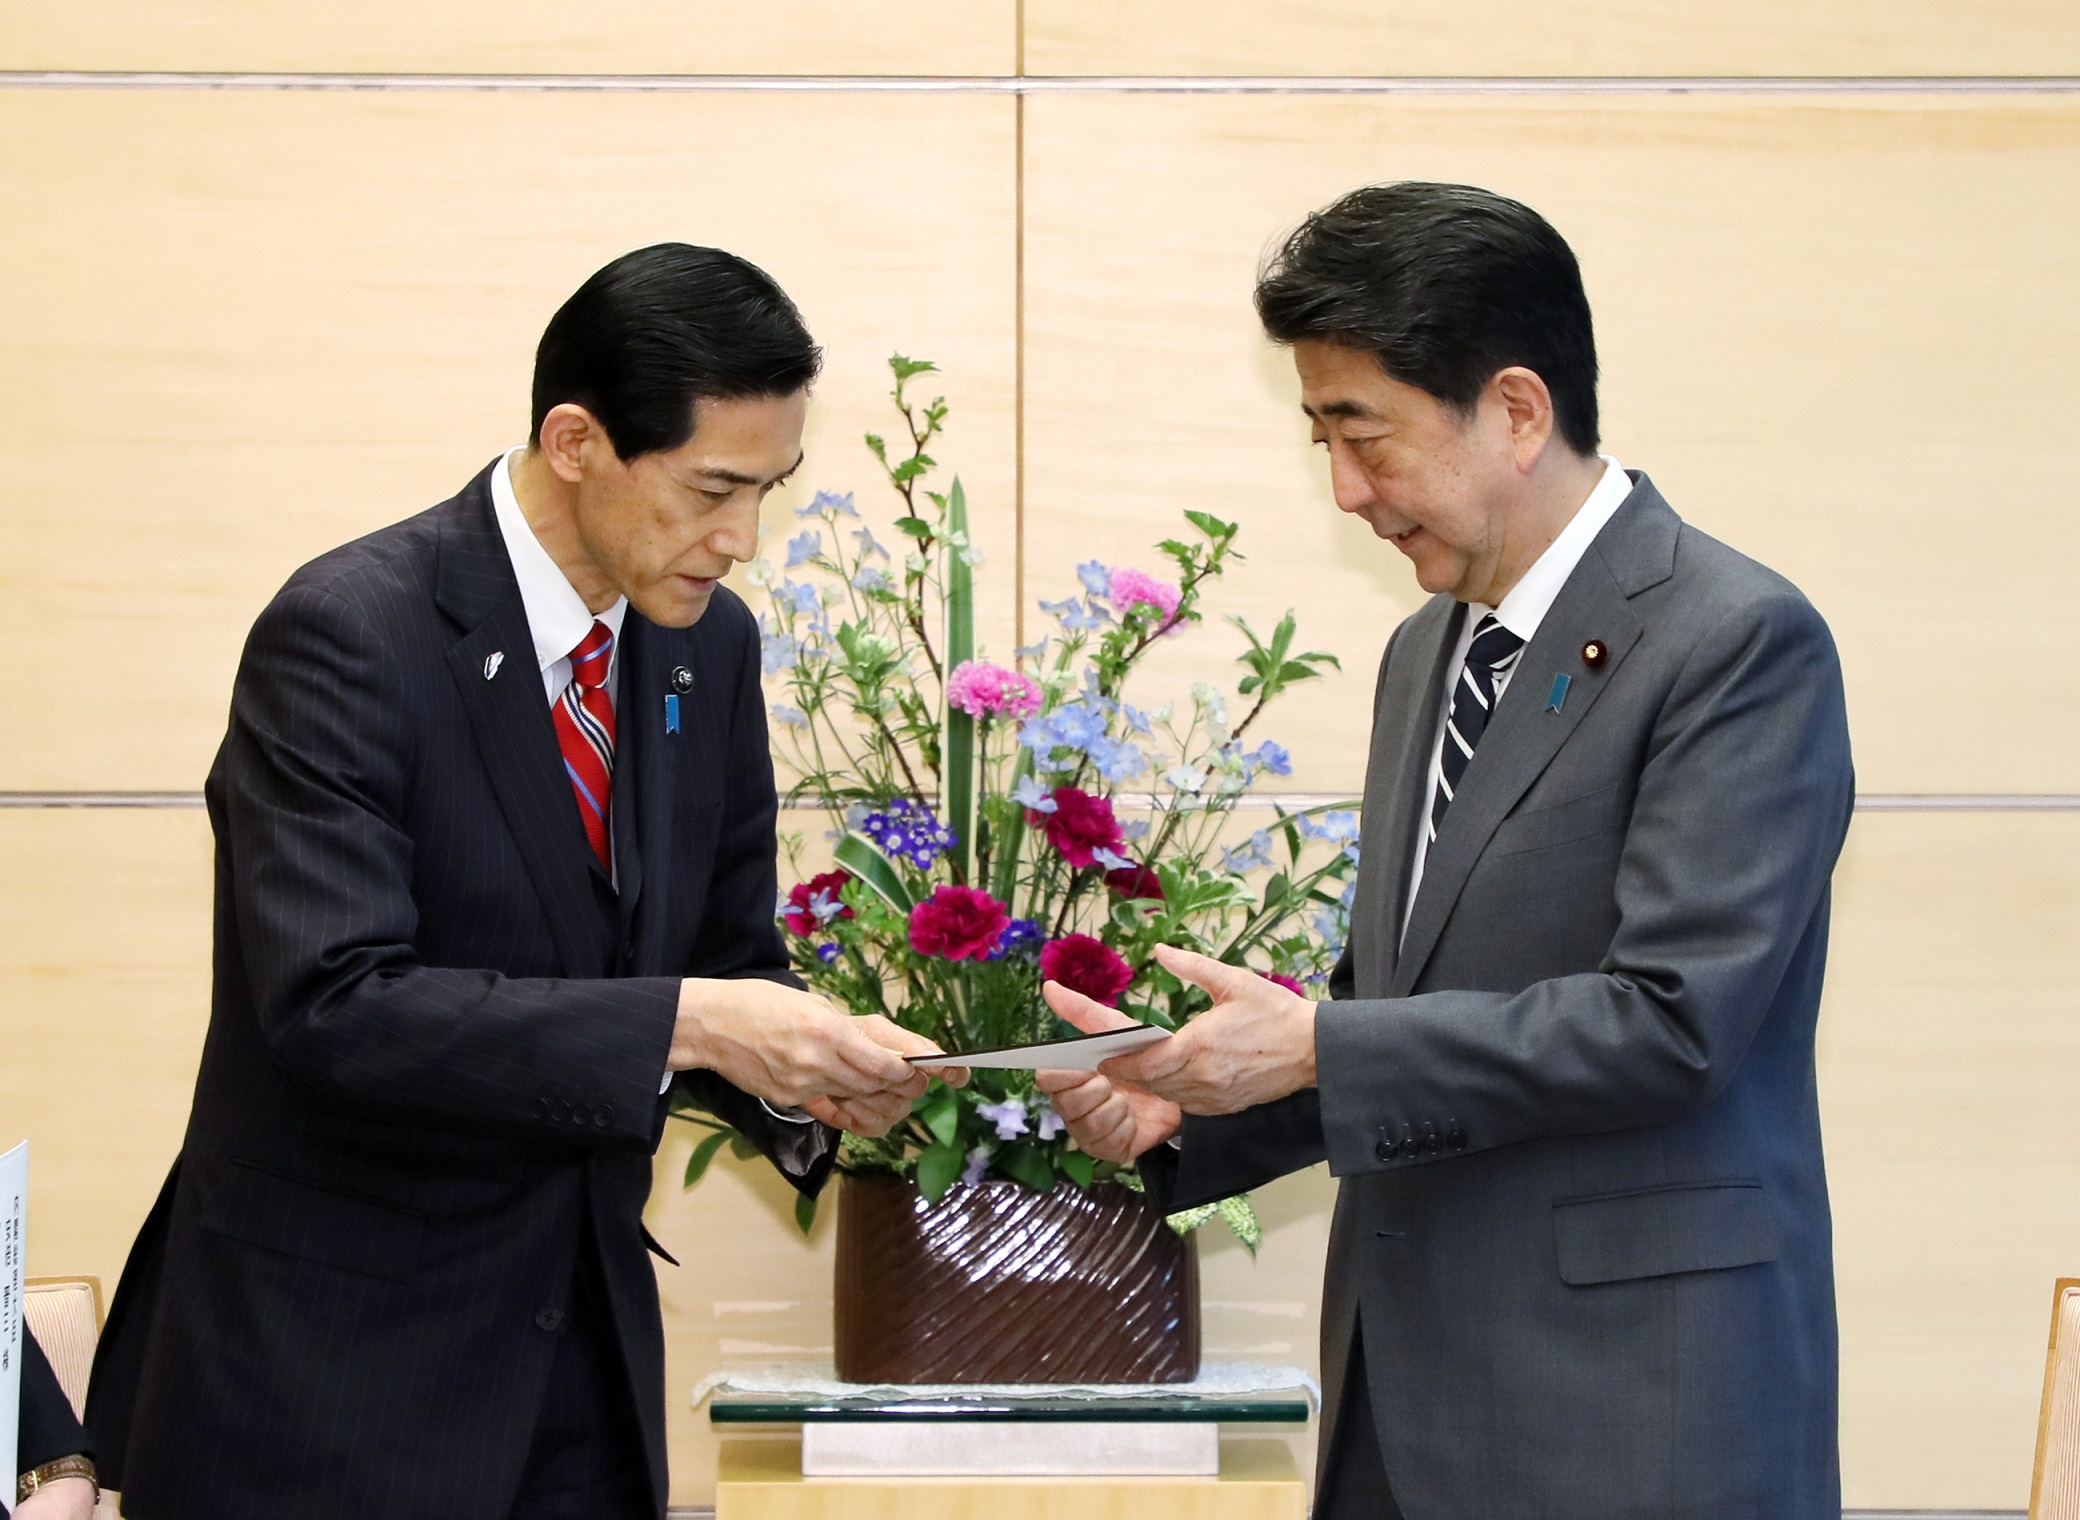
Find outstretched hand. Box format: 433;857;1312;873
1033;991;1182;1163
1046;944;1318;1116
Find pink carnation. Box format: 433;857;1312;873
946;660;1042;720
908;884;1013;963
1040;933;1136;1007
1031;786;1124;869
1265;972;1308;996
1107;567;1182;627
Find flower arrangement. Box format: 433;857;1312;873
676;356;1359;1246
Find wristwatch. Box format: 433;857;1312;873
17;1454;99;1506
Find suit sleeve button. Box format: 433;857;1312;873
594;1104;614;1128
529;1097;549;1120
549;1099;570;1122
1446;1121;1467;1151
1374;1137;1398;1162
534;1307;566;1333
1421;1122;1442;1154
570;1104;592;1126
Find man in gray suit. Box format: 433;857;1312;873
1038;182;1853;1518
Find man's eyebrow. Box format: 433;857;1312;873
693;451;805;489
1303;399;1379;421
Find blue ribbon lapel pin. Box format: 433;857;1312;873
1546;673;1571;713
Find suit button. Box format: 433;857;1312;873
568;1103;591;1126
621;937;636;961
549;1099;570;1122
1446;1121;1467;1151
534;1307;566;1333
1399;1125;1417;1156
1374;1137;1398;1163
529;1097;549;1120
1422;1122;1442;1154
593;1104;614;1128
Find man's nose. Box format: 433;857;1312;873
1328;443;1379;514
711;499;761;563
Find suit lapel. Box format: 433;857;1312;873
435;473;602;977
1390;486;1672;996
610;616;674;951
1355;599;1462;997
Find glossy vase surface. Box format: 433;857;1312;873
833;1172;1201;1384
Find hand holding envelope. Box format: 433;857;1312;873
1032;944;1321;1163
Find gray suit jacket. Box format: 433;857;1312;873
1146;475;1852;1519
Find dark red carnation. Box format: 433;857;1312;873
1103;863;1164;903
1039;933;1136;1007
1032;786;1123;869
1265;972;1307;996
908;885;1013;962
783;870;854;936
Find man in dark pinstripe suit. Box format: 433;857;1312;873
85;245;951;1520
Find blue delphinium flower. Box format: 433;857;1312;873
797;489;859;519
1077;560;1113;598
781;579;822;615
760;625;801;676
785;530;821;568
1087;735;1147;783
1010;776;1057;813
1249;740;1293;776
990;918;1045;960
859;797;957;869
1298;809;1360;843
851;567;891;593
1220;829;1276;874
852;525;890;560
770;703;809;727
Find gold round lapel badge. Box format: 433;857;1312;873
1581;640;1608;669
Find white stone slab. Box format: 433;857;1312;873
800;1419;1220;1476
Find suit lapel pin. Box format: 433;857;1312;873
664;694;682;735
1581;639;1608;669
483;650;504;680
1546;673;1571;713
670;666;695;693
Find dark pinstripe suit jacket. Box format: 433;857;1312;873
86;463;826;1520
1146;478;1854;1519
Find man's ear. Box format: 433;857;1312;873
535;402;604;485
1490;366;1558;474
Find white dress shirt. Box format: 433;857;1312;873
1403;457;1634;935
490;448;629;703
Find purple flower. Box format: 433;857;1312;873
960;1145;992;1186
860;797;957;869
816;943;842;964
990;918;1045;961
977;1100;1030;1141
1036;1109;1066;1142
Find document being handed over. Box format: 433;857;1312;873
904;1023;1171;1071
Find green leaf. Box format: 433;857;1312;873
998;1143;1057;1195
920;1084;961;1147
794;1191;820;1235
890;354;940;381
916;1140;965;1202
889;455;935;484
941;478;977;882
1216;1194;1262;1254
834;833;917;913
894;515;934;540
728;1134;760;1161
1059;1148;1096;1188
682;1129;732;1189
1166;1202;1219;1235
864;432;888;462
1184;509;1237;541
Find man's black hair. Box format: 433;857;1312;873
1255;182;1599;454
531;243;822;461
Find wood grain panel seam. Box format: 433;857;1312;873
5;72;2080;95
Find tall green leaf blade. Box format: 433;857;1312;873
942;477;977;882
794;1191;819;1235
833;833;917;913
991;747;1034;903
682;1129;731;1189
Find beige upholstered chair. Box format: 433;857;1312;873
23;1276;120;1519
2031;1277;2080;1520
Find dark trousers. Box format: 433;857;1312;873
1315;1328;1404;1520
507;1227;655;1520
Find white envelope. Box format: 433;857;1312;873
905;1023;1171;1071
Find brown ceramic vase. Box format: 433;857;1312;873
833;1172;1201;1384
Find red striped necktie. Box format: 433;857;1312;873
553;620;617;873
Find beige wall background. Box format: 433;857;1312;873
2;2;2077;1512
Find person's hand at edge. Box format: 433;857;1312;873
14;1475;98;1520
1034;978;1182;1163
1054;944;1318;1116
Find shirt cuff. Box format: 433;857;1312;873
760;1099;820;1125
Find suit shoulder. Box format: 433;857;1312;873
269;502;447;626
1666;522;1830;641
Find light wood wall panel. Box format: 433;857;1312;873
1023;0;2080;78
1021;94;2080;796
1823;811;2080;1508
0;87;1017;790
0;0;1013;75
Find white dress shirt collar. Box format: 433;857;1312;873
490;448;628;698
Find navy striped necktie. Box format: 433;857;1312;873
1429;613;1526;841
